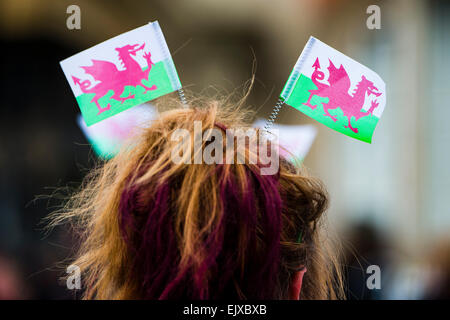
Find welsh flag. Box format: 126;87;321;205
60;21;181;126
281;36;386;143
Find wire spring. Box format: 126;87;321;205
264;98;284;132
178;88;188;107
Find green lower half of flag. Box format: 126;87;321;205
77;61;175;126
286;74;379;143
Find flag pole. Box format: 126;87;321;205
177;88;188;107
264;97;284;132
263;37;316;133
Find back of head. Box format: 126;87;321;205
55;96;342;299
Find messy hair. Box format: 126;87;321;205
49;94;344;299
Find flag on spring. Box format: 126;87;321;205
281;36;386;143
60;21;181;126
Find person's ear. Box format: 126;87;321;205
289;268;306;300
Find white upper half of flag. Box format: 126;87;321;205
253;119;317;160
60;21;170;97
284;36;386;118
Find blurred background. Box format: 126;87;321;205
0;0;449;299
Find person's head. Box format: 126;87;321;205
52;96;343;299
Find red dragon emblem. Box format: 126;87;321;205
303;58;382;133
72;43;157;115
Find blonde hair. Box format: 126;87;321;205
49;95;344;299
